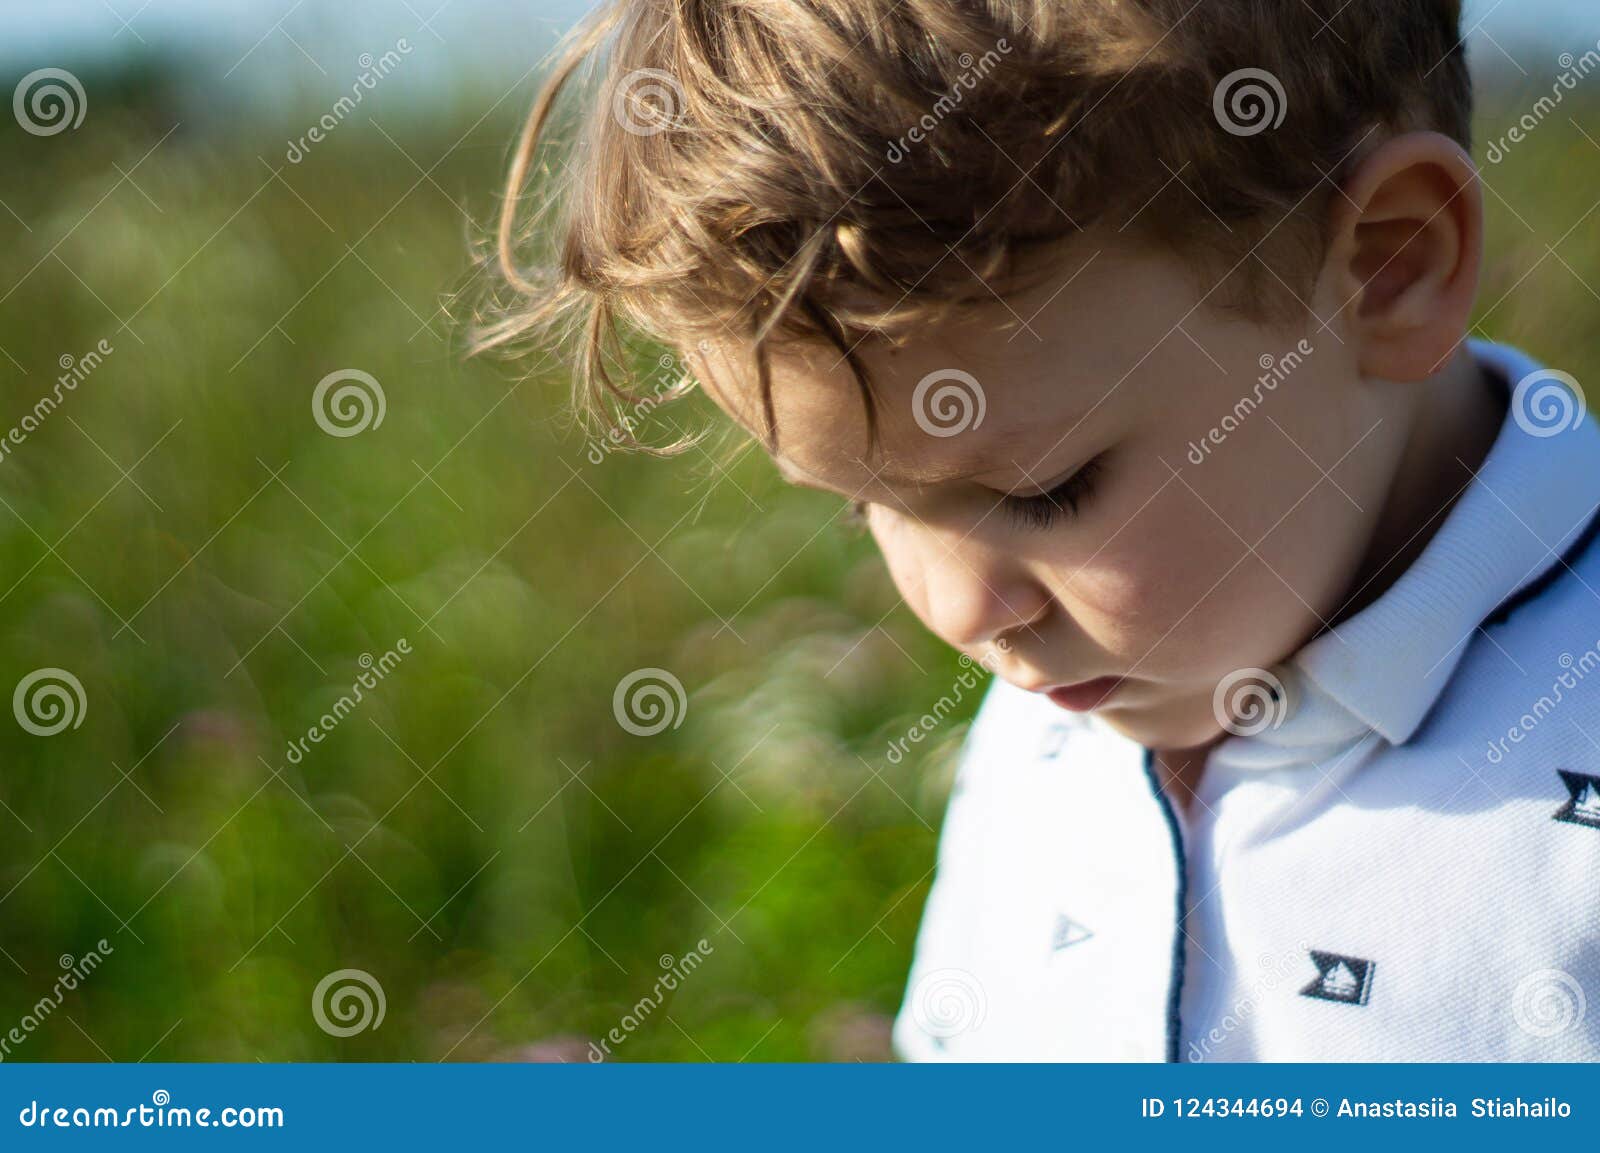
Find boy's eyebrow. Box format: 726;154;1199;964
775;427;1049;490
876;458;1013;486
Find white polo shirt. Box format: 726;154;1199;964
892;339;1600;1061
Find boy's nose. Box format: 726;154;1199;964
918;546;1053;652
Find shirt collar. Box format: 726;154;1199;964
1220;339;1600;766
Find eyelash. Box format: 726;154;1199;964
833;455;1106;535
999;455;1105;531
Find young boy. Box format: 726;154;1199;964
482;0;1600;1060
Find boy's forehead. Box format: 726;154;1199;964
682;233;1199;486
690;328;1082;490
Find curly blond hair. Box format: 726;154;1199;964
476;0;1471;455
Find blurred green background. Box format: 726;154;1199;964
1;7;1598;1061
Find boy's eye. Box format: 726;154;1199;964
999;454;1106;532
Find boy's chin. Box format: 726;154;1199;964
1092;694;1228;754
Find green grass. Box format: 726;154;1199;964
0;60;1596;1061
0;66;969;1062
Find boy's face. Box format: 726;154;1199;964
690;229;1418;750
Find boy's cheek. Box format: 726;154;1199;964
1146;531;1348;687
866;519;918;601
1075;487;1240;617
1063;516;1306;679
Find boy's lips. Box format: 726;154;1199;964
1042;677;1126;712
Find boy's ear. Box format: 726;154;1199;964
1328;131;1482;383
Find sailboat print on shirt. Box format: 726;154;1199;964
1300;950;1375;1005
1554;769;1600;830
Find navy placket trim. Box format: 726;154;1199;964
1141;746;1187;1063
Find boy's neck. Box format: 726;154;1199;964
1331;346;1507;630
1155;345;1507;818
